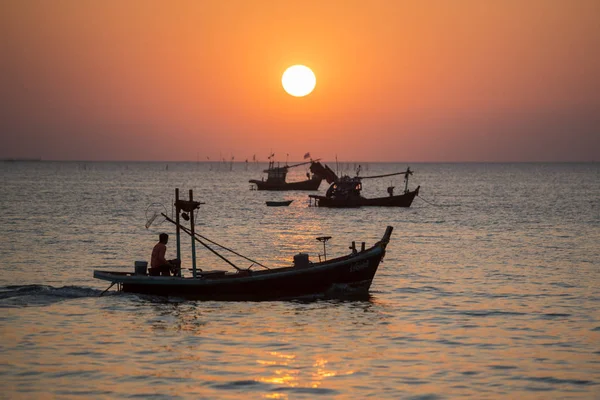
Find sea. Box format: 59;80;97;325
0;160;598;399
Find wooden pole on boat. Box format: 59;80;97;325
189;189;198;278
162;213;245;271
175;188;181;277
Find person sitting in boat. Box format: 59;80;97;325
149;233;179;276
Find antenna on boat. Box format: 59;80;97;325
316;236;332;261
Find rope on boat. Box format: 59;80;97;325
100;282;117;296
192;231;270;270
359;171;410;179
416;194;448;207
164;214;242;271
161;214;270;270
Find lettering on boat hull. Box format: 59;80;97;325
349;260;370;272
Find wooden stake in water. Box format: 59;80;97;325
189;189;198;278
175;188;181;277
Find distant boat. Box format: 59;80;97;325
93;188;394;300
309;167;420;208
266;200;293;207
249;155;337;191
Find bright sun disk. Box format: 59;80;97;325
282;65;316;97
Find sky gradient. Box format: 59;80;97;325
2;0;599;162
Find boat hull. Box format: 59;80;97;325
94;228;392;300
249;177;322;191
310;186;419;208
266;200;293;207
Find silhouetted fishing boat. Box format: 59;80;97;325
309;167;420;208
266;200;293;207
249;154;337;191
94;188;393;300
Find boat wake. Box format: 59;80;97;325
0;284;116;308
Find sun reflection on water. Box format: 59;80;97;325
254;351;356;396
263;393;288;399
257;351;299;388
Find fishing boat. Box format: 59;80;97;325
309;167;420;208
94;188;394;300
249;155;337;191
265;200;293;207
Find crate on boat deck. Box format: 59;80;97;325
293;253;310;268
134;261;148;275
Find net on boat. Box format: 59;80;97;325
145;203;167;229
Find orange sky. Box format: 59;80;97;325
2;0;599;161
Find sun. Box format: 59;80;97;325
282;65;316;97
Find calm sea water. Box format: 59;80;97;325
0;161;598;399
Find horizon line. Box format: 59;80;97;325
1;158;597;164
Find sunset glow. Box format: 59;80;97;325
1;1;599;162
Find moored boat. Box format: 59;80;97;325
94;188;393;300
266;200;293;207
249;154;337;191
309;167;420;208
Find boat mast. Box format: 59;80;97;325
189;189;198;278
268;152;274;170
175;189;181;276
173;189;203;278
404;167;412;193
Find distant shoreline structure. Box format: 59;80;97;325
1;157;42;162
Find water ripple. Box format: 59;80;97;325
0;285;112;307
517;376;596;386
1;162;599;399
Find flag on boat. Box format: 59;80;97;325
303;152;311;159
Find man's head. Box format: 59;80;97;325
159;233;169;244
